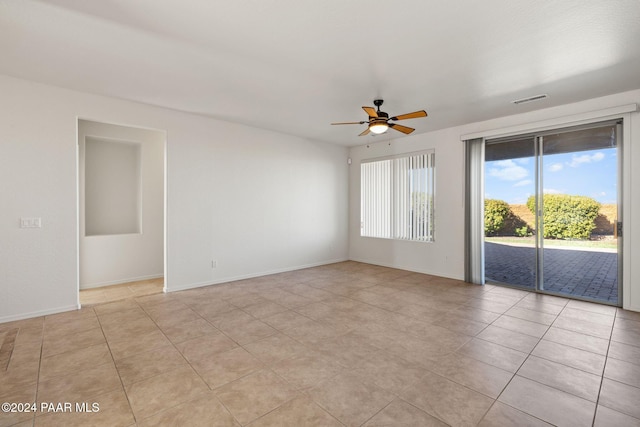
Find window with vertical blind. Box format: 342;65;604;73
360;150;435;242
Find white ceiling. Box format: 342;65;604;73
1;0;639;146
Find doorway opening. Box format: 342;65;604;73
77;119;166;306
483;120;621;306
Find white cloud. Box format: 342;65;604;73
488;160;529;181
568;152;605;168
513;179;532;187
549;163;563;172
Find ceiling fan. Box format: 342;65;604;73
331;99;427;136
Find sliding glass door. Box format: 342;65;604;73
483;121;621;305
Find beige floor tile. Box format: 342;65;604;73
493;315;549;338
605;357;640;388
115;345;188;386
615;317;640;334
542;326;610;355
161;317;219;344
307;372;395;427
498;376;596;427
261;310;314;331
350;349;427;395
189;299;237;319
599;378;640;419
220;319;278;346
532;339;605;375
37;362;122;405
565;299;616;316
504;306;557;325
478;402;552;427
93;299;141;315
107;329;172;360
456;338;527;373
362;399;448;426
43;315;100;340
137;391;239;427
432;314;489;336
282;320;348;346
96;307;150;327
144;301;190;320
125;365;209;420
34;389;134;427
518;355;602;401
243;333;308;366
450;305;502;324
153;307;202;329
248;395;341;427
552;316;612;340
101;316;160;343
272;352;343;390
515;299;565;315
399;370;494;427
465;297;516;314
476;325;540;353
39;343;112;381
41;326;106;358
559;307;615;327
314;332;380;369
214;369;298;425
199;347;264;389
0;358;39;396
612;327;640;347
430;353;513;398
593;405;640;427
617;309;640;322
594;405;640;427
176;331;238;372
243;300;288;319
608;340;640;365
0;382;37;427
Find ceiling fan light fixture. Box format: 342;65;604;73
369;123;389;134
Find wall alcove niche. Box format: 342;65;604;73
78;119;166;293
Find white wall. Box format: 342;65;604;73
0;74;349;323
79;120;164;289
349;90;640;312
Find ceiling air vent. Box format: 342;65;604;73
511;94;548;105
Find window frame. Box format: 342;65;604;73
360;149;435;242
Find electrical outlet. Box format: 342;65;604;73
20;217;42;228
211;260;217;269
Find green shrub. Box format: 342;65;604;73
484;199;510;236
526;194;600;239
515;226;531;237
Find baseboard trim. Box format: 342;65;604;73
80;274;164;290
167;258;349;293
0;304;80;324
348;257;464;281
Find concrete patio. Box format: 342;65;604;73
485;242;619;304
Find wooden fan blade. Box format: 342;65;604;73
389;110;427;121
362;106;378;118
359;127;371;136
389;123;414;134
331;121;365;125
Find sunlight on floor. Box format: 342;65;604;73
80;278;164;306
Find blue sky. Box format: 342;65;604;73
485;148;617;204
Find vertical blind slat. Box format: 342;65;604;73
361;152;434;242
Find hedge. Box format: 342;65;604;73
526;194;600;239
484;199;511;236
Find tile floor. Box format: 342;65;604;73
1;261;640;426
79;278;165;306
